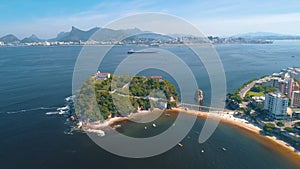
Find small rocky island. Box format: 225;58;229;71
74;73;178;124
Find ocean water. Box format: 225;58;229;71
0;41;300;169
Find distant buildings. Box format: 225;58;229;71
95;71;110;80
264;92;289;120
282;67;300;80
255;76;280;88
291;91;300;108
255;68;299;99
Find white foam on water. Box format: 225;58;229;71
65;95;75;102
5;107;58;114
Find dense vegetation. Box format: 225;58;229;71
244;85;277;101
263;123;276;133
276;121;285;127
226;78;258;109
74;75;178;121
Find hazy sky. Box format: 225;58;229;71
1;0;300;39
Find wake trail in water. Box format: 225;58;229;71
4;107;59;114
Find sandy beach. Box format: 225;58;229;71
83;107;300;159
171;107;300;158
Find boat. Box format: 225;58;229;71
222;147;227;151
57;105;70;111
127;49;158;54
178;143;183;147
144;126;147;130
201;149;204;153
113;124;122;129
152;123;157;128
149;43;160;47
45;112;58;115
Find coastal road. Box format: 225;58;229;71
239;81;256;99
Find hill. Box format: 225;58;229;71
20;34;43;43
75;75;178;121
52;26;149;42
52;26;100;42
0;34;20;43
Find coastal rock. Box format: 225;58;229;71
194;89;204;105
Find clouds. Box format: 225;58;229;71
194;12;300;36
0;0;300;38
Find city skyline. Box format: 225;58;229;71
1;0;300;38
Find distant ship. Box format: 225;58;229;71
149;43;160;47
127;49;158;54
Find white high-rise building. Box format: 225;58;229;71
264;92;289;120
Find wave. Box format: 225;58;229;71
65;95;75;102
5;106;58;114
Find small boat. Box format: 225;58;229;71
201;149;204;153
127;49;157;54
45;112;58;115
149;43;160;47
57;105;70;111
113;124;122;129
178;143;183;147
222;147;227;151
144;126;147;130
152;123;156;128
128;49;136;54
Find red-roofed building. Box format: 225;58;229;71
96;71;110;80
150;76;162;81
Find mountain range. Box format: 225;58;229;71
0;28;299;44
0;26;173;44
231;32;300;40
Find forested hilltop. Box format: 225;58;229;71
75;75;178;122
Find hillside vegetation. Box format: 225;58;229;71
75;75;178;121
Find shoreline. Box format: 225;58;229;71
171;108;300;158
81;107;300;159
